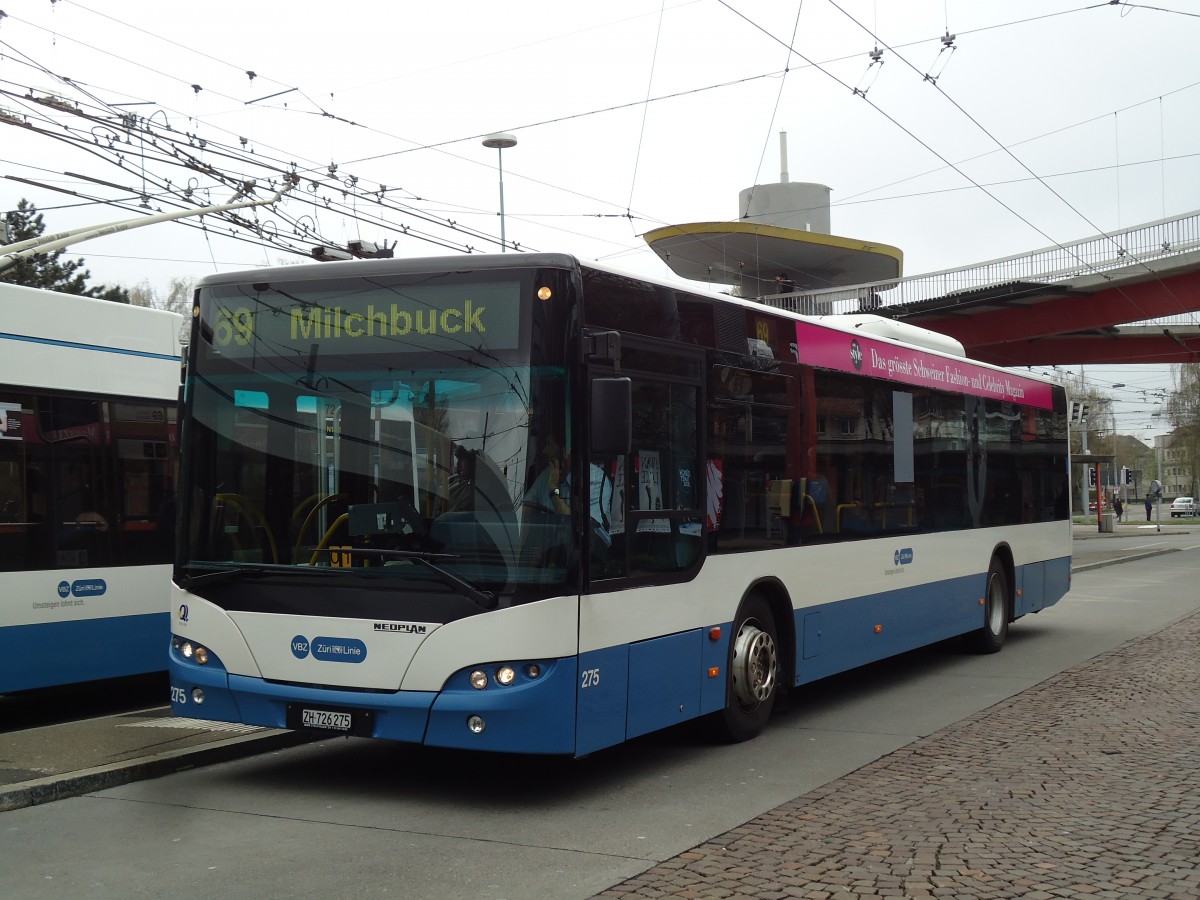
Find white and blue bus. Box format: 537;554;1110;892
168;253;1070;754
0;283;182;693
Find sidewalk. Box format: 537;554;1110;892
0;706;315;812
1072;515;1189;534
1069;521;1189;576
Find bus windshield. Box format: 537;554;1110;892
182;272;575;598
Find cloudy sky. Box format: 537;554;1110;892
2;0;1197;441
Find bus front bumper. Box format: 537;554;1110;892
170;647;578;754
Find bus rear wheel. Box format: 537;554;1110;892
974;556;1010;654
715;594;778;742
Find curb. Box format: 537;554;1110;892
1071;547;1180;573
0;729;322;813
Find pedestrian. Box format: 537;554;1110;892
1145;495;1153;521
1113;495;1123;522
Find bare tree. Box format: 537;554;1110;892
126;277;196;315
1165;364;1200;497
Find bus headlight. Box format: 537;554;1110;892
469;669;489;690
177;640;210;665
467;715;486;734
495;665;516;686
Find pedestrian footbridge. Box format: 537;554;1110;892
762;211;1200;367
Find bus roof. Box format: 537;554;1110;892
0;282;183;399
195;252;1055;388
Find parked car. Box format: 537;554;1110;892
1170;496;1196;517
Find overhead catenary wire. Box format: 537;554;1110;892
746;3;805;203
624;0;668;226
823;0;1200;330
2;0;1198;308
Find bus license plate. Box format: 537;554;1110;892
286;703;372;735
301;708;352;731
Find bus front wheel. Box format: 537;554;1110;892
716;594;778;742
974;556;1010;654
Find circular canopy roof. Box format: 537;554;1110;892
643;221;902;294
481;132;517;149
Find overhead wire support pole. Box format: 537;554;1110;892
0;181;295;273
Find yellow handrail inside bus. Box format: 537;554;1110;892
309;513;350;566
215;493;279;564
801;493;823;534
292;493;347;563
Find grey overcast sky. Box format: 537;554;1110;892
2;0;1198;441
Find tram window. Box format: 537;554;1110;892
0;390;176;571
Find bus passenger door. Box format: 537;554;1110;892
585;343;704;583
577;341;706;754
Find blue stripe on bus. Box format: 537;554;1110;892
793;558;1069;685
169;557;1071;756
0;331;180;362
626;629;705;740
793;574;982;684
1;612;168;693
576;644;630;755
1017;556;1072;614
172;655;579;755
169;662;439;739
426;660;577;754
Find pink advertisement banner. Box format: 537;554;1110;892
795;321;1056;410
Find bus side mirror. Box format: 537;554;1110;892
590;377;631;455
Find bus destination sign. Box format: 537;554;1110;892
207;280;522;356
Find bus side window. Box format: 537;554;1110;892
0;402;35;571
626;379;701;575
707;395;790;552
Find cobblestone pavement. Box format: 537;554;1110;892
595;610;1200;900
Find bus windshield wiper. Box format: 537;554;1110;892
182;552;498;610
343;548;498;610
178;562;345;589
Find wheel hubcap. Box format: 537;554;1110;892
987;574;1005;634
731;619;777;707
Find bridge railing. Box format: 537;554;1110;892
762;210;1200;316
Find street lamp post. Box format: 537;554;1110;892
482;133;517;252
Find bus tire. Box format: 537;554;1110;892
974;556;1010;654
716;593;779;742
